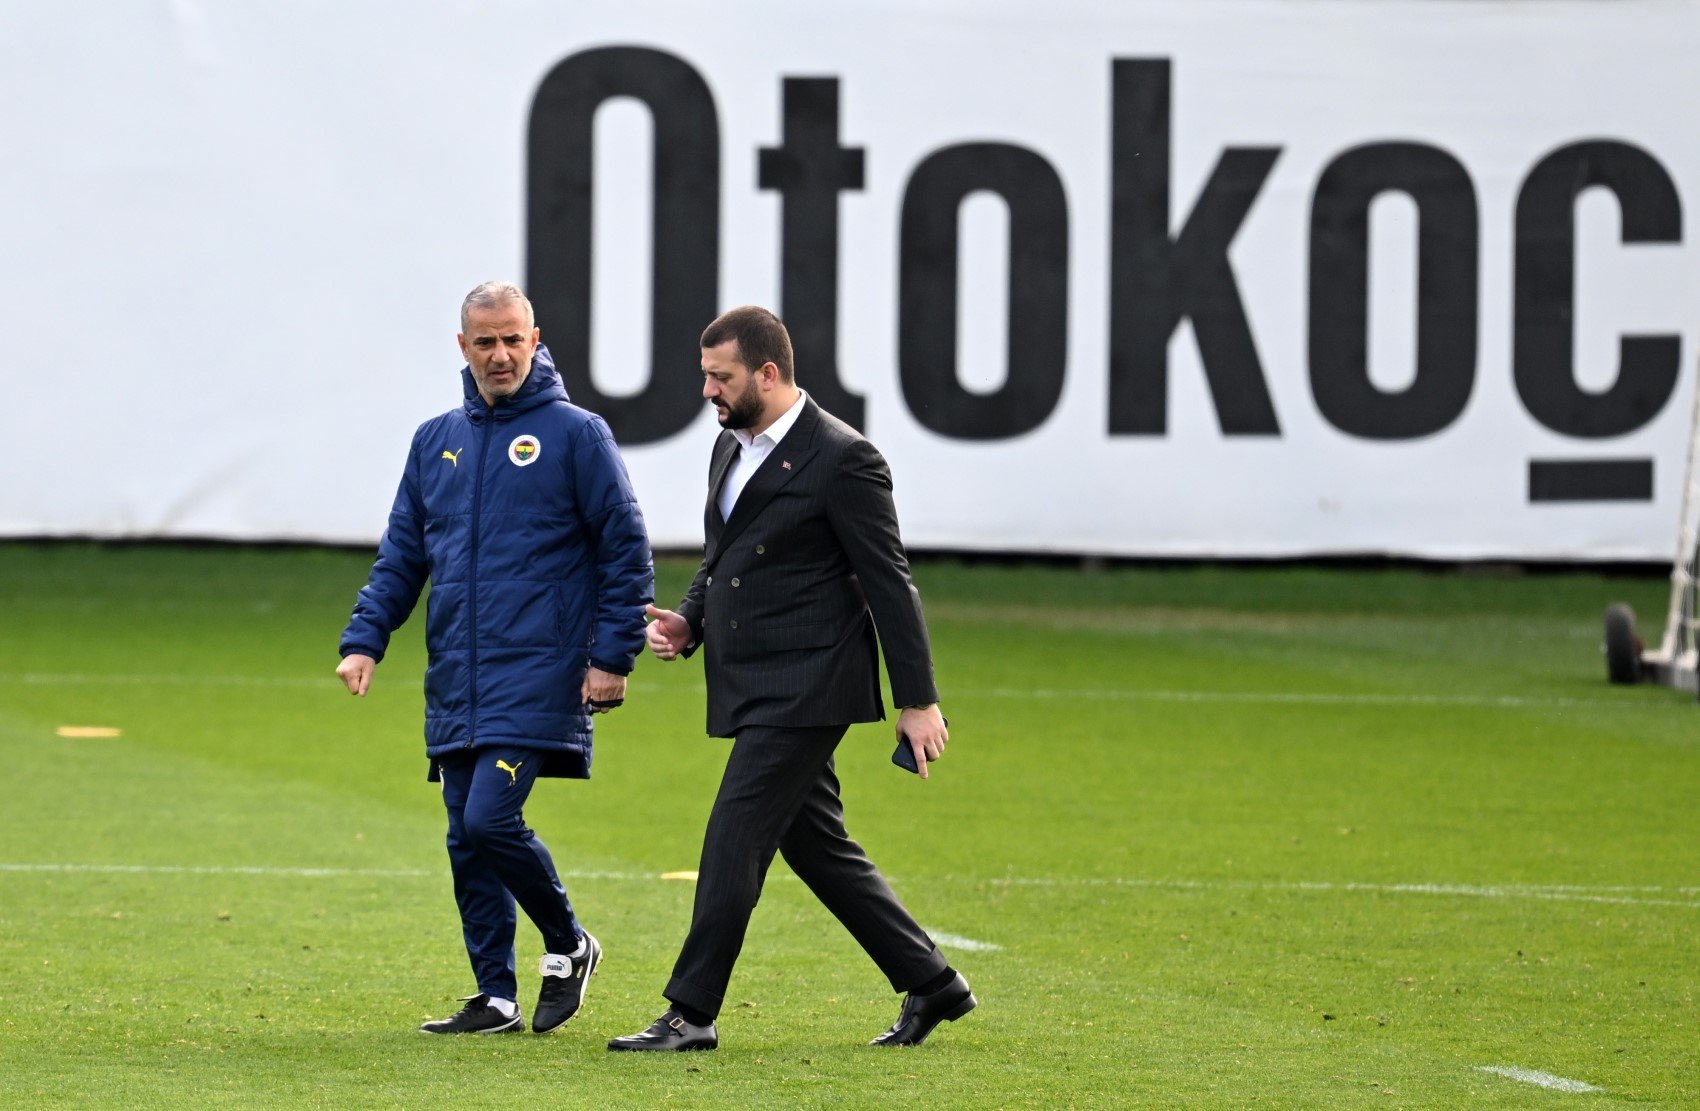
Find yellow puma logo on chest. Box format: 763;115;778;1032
441;448;463;467
496;759;523;785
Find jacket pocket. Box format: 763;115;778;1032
751;620;840;652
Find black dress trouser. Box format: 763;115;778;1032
663;723;949;1018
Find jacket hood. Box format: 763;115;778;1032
461;343;569;420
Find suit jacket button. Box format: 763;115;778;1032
755;545;765;554
730;619;738;629
731;577;740;587
706;575;713;585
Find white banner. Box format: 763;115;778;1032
2;0;1697;559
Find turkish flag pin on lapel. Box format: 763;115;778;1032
781;460;792;470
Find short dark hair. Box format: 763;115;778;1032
700;306;794;384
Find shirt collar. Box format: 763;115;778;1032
733;389;808;449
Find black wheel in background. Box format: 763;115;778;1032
1603;603;1642;685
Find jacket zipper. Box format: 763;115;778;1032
467;414;492;746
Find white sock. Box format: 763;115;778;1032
487;996;518;1018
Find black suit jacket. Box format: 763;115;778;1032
677;398;938;738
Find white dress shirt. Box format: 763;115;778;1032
718;390;808;522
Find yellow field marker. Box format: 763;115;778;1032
55;726;122;738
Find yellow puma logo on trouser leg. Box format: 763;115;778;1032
496;759;523;786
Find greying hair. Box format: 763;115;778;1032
460;281;535;331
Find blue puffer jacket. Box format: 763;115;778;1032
339;346;653;776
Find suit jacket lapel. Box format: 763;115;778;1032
707;432;739;528
701;432;739;565
705;399;821;570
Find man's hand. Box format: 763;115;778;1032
336;653;375;697
644;603;692;661
896;703;949;780
582;666;628;713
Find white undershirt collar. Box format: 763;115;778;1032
719;390;807;521
732;389;807;450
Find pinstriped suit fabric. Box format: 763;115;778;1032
661;398;949;1018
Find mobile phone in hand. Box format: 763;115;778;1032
892;716;947;774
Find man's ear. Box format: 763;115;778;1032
457;333;470;360
759;361;781;389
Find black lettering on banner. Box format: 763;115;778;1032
1528;459;1653;502
1514;140;1683;438
1309;143;1479;440
1108;58;1282;436
527;46;720;445
898;143;1069;440
759;78;867;430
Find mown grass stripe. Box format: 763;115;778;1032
0;671;1668;710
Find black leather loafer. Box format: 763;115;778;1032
869;972;977;1046
607;1010;719;1052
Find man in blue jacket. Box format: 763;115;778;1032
336;281;653;1036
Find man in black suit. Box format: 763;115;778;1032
608;306;975;1052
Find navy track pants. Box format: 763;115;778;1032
437;746;582;1001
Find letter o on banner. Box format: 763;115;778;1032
1308;142;1479;441
899;142;1070;441
527;46;720;446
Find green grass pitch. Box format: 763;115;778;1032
0;543;1695;1108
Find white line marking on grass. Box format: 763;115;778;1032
984;876;1700;909
7;863;1696;909
1476;1065;1602;1093
966;686;1657;710
0;672;338;690
0;862;715;883
923;929;1002;952
0;862;440;878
